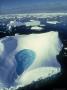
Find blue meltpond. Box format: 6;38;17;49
15;49;36;75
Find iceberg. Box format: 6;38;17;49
0;31;63;89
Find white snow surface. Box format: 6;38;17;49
16;67;60;87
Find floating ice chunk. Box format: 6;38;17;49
31;26;43;30
64;47;67;50
47;21;60;24
24;20;40;26
7;20;23;30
